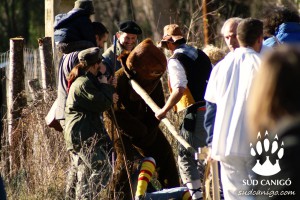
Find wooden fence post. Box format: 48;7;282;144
6;37;27;175
33;49;38;79
38;37;55;101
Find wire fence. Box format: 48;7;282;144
0;48;42;123
0;48;42;87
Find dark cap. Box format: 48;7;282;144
74;0;95;15
78;47;102;66
119;20;142;35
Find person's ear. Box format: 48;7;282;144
90;64;96;72
259;35;264;44
237;35;241;44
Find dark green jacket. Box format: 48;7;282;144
64;73;115;151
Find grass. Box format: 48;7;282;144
0;88;180;200
1;91;68;199
0;75;206;199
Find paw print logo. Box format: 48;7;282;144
250;131;284;176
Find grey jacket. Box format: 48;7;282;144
102;41;125;78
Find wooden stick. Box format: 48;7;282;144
129;79;196;155
211;159;220;200
110;107;135;200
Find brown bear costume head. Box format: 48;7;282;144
118;38;167;90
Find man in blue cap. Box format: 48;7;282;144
102;20;142;78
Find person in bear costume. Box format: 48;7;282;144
104;38;180;199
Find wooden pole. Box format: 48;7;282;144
7;37;27;175
38;37;55;101
129;79;196;155
45;0;74;77
33;49;38;79
195;147;220;200
28;79;41;102
211;160;221;200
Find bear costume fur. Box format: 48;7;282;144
104;38;180;199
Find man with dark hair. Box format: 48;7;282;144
102;20;142;78
237;18;264;47
262;5;300;47
92;22;109;49
204;18;263;200
155;24;212;200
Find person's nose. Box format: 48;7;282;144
128;38;135;44
228;37;234;45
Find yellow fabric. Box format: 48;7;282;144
141;160;156;173
138;171;152;180
175;88;195;112
135;159;156;197
168;78;195;112
136;180;148;196
182;190;192;200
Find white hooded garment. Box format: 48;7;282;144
205;47;261;161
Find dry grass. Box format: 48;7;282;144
1;91;68;200
0;77;199;199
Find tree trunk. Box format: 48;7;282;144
140;0;177;42
202;0;209;46
22;1;29;44
202;0;219;46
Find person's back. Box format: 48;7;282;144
208;47;261;157
264;22;300;47
54;0;96;53
276;22;300;44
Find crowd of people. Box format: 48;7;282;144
24;0;300;200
